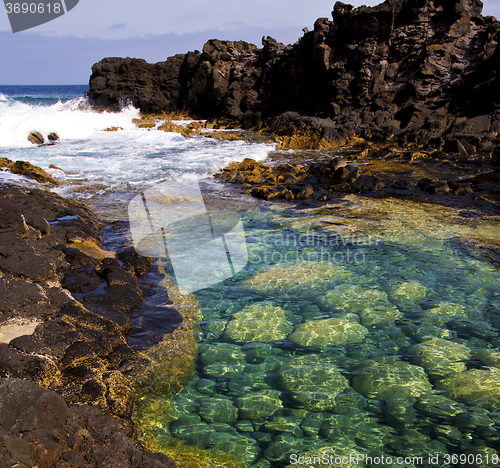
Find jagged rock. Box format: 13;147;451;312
28;131;44;144
0;157;61;185
0;378;176;468
89;0;500;145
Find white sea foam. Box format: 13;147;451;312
0;97;275;194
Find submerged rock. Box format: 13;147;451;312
225;302;293;343
236;388;284;420
289;314;368;347
352;358;432;400
279;354;349;411
389;280;428;302
318;284;402;328
198;395;239;423
242;262;352;296
409;337;471;379
436;368;500;409
200;342;246;378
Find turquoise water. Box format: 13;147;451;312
134;198;500;468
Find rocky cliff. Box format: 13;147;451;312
88;0;500;144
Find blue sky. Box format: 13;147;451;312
1;0;499;85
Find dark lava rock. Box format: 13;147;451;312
89;0;500;145
0;378;176;468
0;185;172;425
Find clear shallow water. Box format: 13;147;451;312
3;86;500;468
134;198;500;468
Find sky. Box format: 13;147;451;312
0;0;499;85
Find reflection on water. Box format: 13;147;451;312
133;195;500;468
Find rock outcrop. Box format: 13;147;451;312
88;0;500;145
0;378;175;468
0;184;178;466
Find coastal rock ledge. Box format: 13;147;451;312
89;0;500;144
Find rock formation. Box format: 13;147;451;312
88;0;500;144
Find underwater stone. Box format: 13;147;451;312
242;262;352;296
434;424;463;446
301;417;323;437
198;395;238;423
289;314;368;347
250;459;271;468
209;432;261;465
318;284;390;313
415;394;467;419
383;397;418;429
409;337;471;379
264;433;313;464
352;358;432;400
235;419;255;432
195;378;216;394
389;280;428;302
284;444;368;468
331;387;368;414
279;354;348;412
436;368;500;410
169;414;216;446
237;389;283;420
264;415;304;437
225;302;293;343
474;349;500;369
426;302;466;320
201;342;246;378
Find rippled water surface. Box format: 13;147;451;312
134;196;500;468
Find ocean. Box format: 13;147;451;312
1;85;500;468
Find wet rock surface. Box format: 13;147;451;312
0;184;176;467
0;378;175;468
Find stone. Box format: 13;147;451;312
409;337;471;379
236;389;283;419
225;302;293;343
198;396;239;423
201;342;246;378
279;354;348;411
242;263;352;296
28;131;44;145
436;368;500;410
289;315;368;347
352;358;433;400
47;132;59;141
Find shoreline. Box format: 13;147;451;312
0;183;179;467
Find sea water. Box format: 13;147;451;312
2;86;500;468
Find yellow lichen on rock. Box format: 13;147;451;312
69;238;115;259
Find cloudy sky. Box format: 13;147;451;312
1;0;499;85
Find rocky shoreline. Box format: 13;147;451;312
88;0;500;147
0;184;177;467
87;0;500;208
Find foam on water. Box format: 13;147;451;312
0;96;275;196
